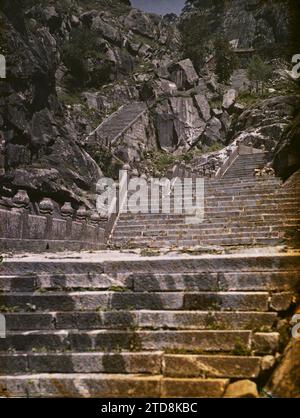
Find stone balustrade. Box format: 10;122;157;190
0;190;105;252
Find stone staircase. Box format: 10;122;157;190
0;253;299;397
110;165;300;249
88;102;147;145
222;153;271;179
0;152;299;398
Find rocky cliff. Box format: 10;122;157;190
182;0;289;56
0;0;181;206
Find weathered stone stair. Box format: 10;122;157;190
0;254;299;397
223;153;271;179
110;174;300;249
88;102;147;145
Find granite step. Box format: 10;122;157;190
0;374;229;398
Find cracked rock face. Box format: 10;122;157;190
229;95;300;152
266;339;300;398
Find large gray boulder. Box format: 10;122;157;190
169;59;199;90
202;117;224;147
124;9;159;39
140;78;177;101
154;96;206;151
222;89;237;112
194;94;211;122
91;15;122;45
170;97;206;148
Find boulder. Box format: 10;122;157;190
222;89;237;112
266;339;300;398
155;100;177;149
124;9;158;39
154;96;206;150
224;380;259;398
169;59;199;90
202;117;224;146
91;16;122;45
194;94;211;122
140;79;177;101
169;97;206;148
230;95;300;155
273;107;300;179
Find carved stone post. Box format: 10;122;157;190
61;202;74;238
12;190;30;239
39;198;54;240
76;205;88;241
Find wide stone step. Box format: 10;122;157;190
111;236;281;247
0;329;254;352
112;227;276;239
0;374;229;398
116;215;300;225
125;196;299;205
0;291;271;311
114;221;299;233
0;352;263;379
111;237;281;248
3;311;278;331
0;330;278;354
164;355;262;379
2;255;299;275
1;270;298;293
118;207;299;220
132;271;299;292
0;352;163;375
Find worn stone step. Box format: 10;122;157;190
0;273;133;292
2;255;299;276
111;239;281;249
116;216;300;226
2;270;297;293
112;228;276;239
0;291;270;312
3;311;278;331
114;222;299;233
0;374;162;398
164;355;262;379
0;330;254;352
132;271;299;292
111;237;281;248
0;374;229;398
0;352;163;375
118;207;299;221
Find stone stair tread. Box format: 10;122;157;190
0;374;230;398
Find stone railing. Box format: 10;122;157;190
215;146;240;179
0;190;105;252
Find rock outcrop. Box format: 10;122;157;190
182;0;289;56
228;95;300;152
266;339;300;398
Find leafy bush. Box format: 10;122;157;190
214;37;239;83
62;27;111;87
247;55;272;93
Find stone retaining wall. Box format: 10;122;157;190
0;191;105;253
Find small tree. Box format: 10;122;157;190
247;55;272;94
179;13;210;71
214;37;239;84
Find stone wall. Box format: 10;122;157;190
0;191;105;253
